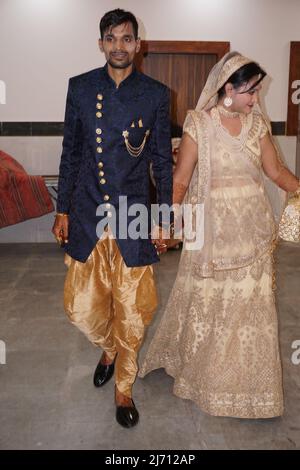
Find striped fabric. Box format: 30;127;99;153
0;150;54;228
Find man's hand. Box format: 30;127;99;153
52;214;69;245
151;225;168;255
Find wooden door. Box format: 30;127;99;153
135;41;230;135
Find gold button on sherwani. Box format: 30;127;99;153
97;147;103;153
96;128;102;135
99;178;106;185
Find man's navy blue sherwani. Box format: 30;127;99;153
57;65;173;267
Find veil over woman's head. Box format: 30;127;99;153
196;51;264;112
193;51;286;226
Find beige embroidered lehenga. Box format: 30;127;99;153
139;53;284;419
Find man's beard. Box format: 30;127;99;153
108;52;133;70
108;57;133;69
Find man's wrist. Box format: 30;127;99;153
56;212;69;217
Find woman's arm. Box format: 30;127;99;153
164;133;198;248
261;133;300;193
173;133;198;204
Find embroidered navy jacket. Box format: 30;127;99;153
57;65;173;267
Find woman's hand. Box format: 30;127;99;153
261;133;300;193
151;225;169;255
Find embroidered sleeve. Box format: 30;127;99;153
183;111;197;143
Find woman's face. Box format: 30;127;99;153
228;75;263;114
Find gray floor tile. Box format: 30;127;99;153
0;241;300;449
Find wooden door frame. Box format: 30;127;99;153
135;40;230;69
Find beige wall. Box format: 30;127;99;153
0;0;299;241
1;0;300;121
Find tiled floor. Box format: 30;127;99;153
0;242;299;449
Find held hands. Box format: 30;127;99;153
151;221;183;255
166;218;183;250
52;213;69;246
151;225;169;255
52;217;184;251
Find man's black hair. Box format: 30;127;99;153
100;8;138;39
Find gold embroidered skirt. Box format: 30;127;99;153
139;250;284;418
64;232;158;397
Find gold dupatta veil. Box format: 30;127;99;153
195;51;252;112
182;51;286;277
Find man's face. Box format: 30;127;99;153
99;22;140;70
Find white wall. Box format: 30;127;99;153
0;137;62;243
0;137;62;175
0;0;299;242
1;0;300;121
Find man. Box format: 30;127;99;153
52;9;172;428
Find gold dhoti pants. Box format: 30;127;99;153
64;232;158;398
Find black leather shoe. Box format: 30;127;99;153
93;358;114;387
116;401;139;428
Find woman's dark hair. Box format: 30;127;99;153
99;9;138;39
218;62;266;98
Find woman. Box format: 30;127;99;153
140;51;300;418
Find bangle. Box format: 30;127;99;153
56;212;69;217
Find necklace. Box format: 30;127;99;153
211;107;250;151
217;106;240;118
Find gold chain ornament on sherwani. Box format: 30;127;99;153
122;129;150;157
